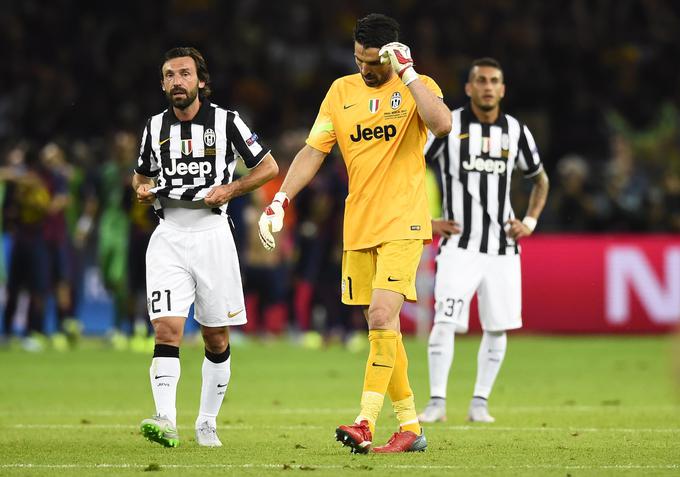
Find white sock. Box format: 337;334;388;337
149;357;181;426
473;331;507;399
427;322;456;399
196;356;231;429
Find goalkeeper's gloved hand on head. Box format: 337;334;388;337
258;192;289;251
379;42;419;86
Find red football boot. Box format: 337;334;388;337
372;428;427;453
335;420;372;454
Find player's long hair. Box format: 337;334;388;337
353;13;399;49
161;47;212;99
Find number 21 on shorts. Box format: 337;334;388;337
149;289;172;314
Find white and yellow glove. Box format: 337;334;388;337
258;192;289;251
379;42;419;86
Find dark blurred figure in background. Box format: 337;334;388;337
292;148;357;346
242;142;294;337
39;143;81;350
1;145;51;351
550;155;599;231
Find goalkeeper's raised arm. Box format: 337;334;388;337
379;42;451;137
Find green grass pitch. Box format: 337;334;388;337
1;335;678;476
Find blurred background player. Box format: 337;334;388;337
1;145;51;351
419;58;549;423
39;143;81;350
98;132;132;349
135;47;278;448
258;14;451;453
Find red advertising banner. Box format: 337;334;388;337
402;235;680;334
521;235;680;333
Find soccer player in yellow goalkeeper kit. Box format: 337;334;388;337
258;13;451;453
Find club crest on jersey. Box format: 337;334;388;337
390;92;402;110
181;139;193;156
368;99;380;113
203;128;216;147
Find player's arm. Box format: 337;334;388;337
506;169;550;240
280;144;327;200
407;81;451;137
258;144;328;250
380;42;451;137
204;153;278;207
132;173;156;205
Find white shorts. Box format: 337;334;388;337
434;246;521;333
145;213;247;327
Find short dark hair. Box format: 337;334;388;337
353;13;400;49
161;47;212;99
468;57;503;82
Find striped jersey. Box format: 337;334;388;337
135;101;269;217
425;105;543;255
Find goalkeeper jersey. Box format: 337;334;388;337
306;73;443;251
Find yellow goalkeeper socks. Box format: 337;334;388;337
387;334;420;434
356;329;398;433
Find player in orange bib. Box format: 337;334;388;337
258;13;451;453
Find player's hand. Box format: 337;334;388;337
379;42;419;86
432;219;461;238
136;184;155;204
505;218;533;240
204;184;233;207
258;192;289;251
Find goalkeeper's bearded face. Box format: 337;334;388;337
354;42;392;87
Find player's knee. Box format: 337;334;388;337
152;321;182;345
201;327;229;353
367;305;395;329
429;322;454;343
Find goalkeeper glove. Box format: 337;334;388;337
379;42;419;86
258;192;289;251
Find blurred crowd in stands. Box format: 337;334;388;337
1;0;679;347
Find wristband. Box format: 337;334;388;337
401;67;419;86
522;216;537;232
273;191;289;209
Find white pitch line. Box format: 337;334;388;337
438;425;680;433
1;463;678;471
8;424;324;430
5;424;680;433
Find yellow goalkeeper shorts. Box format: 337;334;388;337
341;239;424;305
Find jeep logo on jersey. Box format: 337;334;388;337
368;99;380;113
390;92;402;110
203;128;216;147
165;157;213;177
181;139;193;155
349;124;397;142
462;155;507;174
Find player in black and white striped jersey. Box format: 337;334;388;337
419;58;549;423
134;47;278;448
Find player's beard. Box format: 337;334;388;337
361;68;390;87
362;74;381;87
166;84;199;110
474;98;498;112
